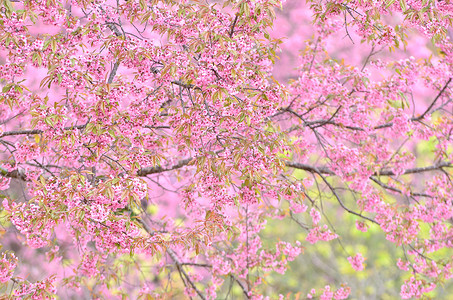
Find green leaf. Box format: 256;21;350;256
386;0;396;8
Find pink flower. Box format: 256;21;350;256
306;225;338;244
348;253;365;271
310;208;321;224
355;221;368;232
334;286;351;299
397;258;410;271
290;201;308;214
0;253;17;283
0;177;10;191
320;285;334;300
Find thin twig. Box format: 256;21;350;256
229;14;239;38
414;78;452;121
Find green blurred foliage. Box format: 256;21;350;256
256;201;453;299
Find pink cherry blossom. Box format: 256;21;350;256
348;253;366;271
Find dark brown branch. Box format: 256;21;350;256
283;108;365;131
360;46;382;72
229;14;239;38
106;23;122;37
306;120;364;131
0;155;192;181
0;123;169;138
106;23;122;83
143;125;170;129
0;125;86;138
370;177;432;198
0;129;43;138
171;80;201;91
377;161;451;176
230;275;250;299
108;61;120;84
315;171;379;224
137;158;193;176
342;10;354;44
289;211;310;230
0;167;27;181
0;110;26;126
168;249;207;300
179;263;212;268
310;105;342;129
286;161;451;177
285;162;335;175
414;78;452;121
286;160;450;217
283;77;452;130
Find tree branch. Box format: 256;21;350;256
106;23;122;84
108;61;120;84
0;167;27;181
0;123;169;138
171;80;202;91
286;161;451;177
137;158;193;176
231;274;250;299
282;77;452;131
134;213;207;299
414;78;452;121
0;125;86;138
167;249;207;300
0;156;192;181
285;162;335;175
315;171;379;224
378;161;452;176
369;176;432;198
229;14;239;38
